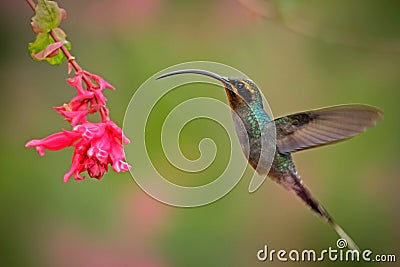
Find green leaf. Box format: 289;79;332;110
31;0;66;33
28;28;71;65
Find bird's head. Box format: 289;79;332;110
156;69;263;110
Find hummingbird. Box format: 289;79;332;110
157;69;383;250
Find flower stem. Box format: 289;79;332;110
26;0;35;10
25;0;92;86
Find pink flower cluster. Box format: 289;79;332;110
26;71;131;182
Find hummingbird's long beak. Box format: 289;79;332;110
156;69;230;86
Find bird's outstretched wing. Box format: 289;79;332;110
274;104;383;154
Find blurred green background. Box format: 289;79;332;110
1;0;399;266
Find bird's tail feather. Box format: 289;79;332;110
328;217;360;251
290;177;360;251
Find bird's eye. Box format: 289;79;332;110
236;82;244;89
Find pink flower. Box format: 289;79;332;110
67;71;114;105
26;121;131;182
26;69;129;182
57;71;115;125
26;130;81;156
54;92;93;126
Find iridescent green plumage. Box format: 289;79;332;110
157;69;383;251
